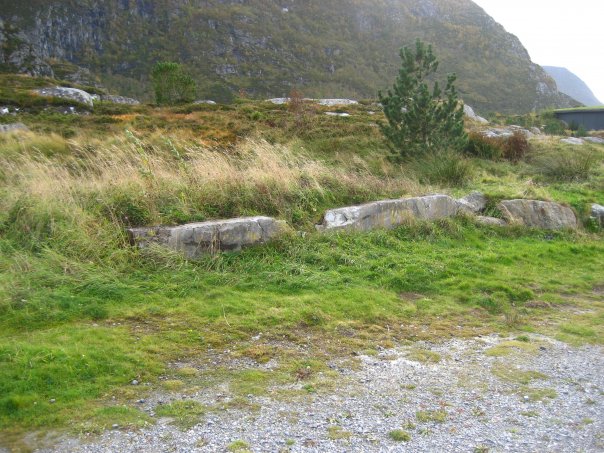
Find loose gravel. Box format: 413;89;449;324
39;335;603;452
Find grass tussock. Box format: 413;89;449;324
411;150;475;187
531;146;600;182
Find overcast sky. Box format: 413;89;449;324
472;0;604;103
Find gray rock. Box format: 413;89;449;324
193;100;216;105
100;95;140;105
316;195;461;232
0;123;28;133
457;191;487;214
267;98;290;104
560;137;584;145
498;199;578;230
591;204;604;227
463;104;488;124
482;126;533;139
584;137;604;144
128;217;289;259
316;99;358;106
482;129;513;139
34;87;94;108
476;216;507;226
325;112;350;117
267;98;358;107
530;127;542;135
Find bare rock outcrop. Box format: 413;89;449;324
128;217;289;259
316;195;461;232
457;191;487;214
463;104;488;124
498;200;577;230
34;87;94;108
476;216;507;226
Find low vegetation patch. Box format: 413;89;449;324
407;349;442;363
416;409;447;423
389;429;412;442
327;425;352;440
155;400;208;430
491;365;548;385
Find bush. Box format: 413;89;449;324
151;62;196;105
501;131;529;162
465;132;503;159
412;151;474;187
531;147;599;182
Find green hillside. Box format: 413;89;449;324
1;0;576;113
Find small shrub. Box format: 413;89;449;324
412;151;474;187
501;131;529;162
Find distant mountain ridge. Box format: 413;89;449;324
0;0;578;113
543;66;602;107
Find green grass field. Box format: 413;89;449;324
0;74;603;449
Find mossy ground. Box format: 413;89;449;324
0;75;603;449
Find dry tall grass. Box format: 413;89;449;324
1;130;418;257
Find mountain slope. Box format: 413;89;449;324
0;0;576;112
543;66;602;106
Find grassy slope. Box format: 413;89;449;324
0;75;603;448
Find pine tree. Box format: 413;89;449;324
379;39;467;160
151;62;196;105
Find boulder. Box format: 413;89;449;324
267;98;290;104
498;199;577;230
530;127;542;135
316;195;460;232
128;216;289;258
267;98;358;107
325;112;350;117
194;100;217;105
317;99;358;106
584;137;604;144
100;95;140;105
0;123;28;133
463;104;488;124
482;126;532;139
591;204;604;227
560;137;584;145
457;191;487;214
34;87;94;108
476;216;507;226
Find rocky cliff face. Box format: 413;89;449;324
0;0;577;112
543;66;602;107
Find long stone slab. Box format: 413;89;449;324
498;199;577;230
316;195;461;232
128;216;289;258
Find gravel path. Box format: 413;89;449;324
40;335;603;452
